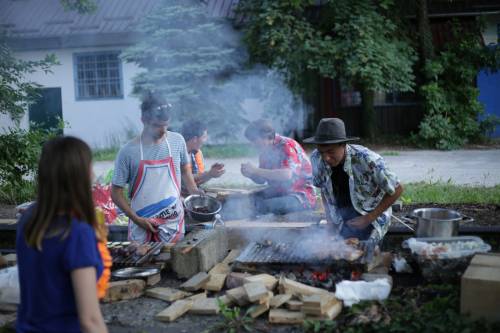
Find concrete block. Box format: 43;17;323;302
172;228;228;279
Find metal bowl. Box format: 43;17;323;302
184;194;222;222
112;267;160;279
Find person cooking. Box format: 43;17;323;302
241;119;316;215
111;92;201;244
304;118;403;243
181;120;225;194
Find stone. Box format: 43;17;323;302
172;228;228;279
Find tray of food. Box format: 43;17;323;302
402;236;491;281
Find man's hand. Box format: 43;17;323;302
346;215;372;230
241;162;257;178
208;163;225;178
133;216;158;233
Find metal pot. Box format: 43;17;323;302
408;208;473;237
184;194;222;222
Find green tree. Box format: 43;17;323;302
0;41;57;122
238;0;416;139
122;0;248;140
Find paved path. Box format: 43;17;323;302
93;149;500;187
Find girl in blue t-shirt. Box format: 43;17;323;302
16;136;108;333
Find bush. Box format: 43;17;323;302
418;22;500;149
0;127;55;204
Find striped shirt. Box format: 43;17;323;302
112;131;190;197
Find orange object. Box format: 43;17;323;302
194;150;205;173
95;209;112;299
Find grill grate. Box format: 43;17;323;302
108;241;164;267
236;241;373;265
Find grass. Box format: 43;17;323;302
404;182;500;205
202;144;257;159
93;147;119;161
380;151;400;156
92;143;257;161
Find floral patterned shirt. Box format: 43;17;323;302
259;135;316;208
311;144;400;241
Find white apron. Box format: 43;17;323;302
128;137;185;243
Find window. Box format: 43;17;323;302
74;51;123;100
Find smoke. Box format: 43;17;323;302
123;0;311;143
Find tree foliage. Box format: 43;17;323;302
122;0;248;140
237;0;416;138
417;21;500;149
0;41;57;122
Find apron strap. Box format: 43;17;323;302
140;135;172;160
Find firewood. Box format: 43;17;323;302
217;295;234;306
248;298;270;318
208;262;231;275
270;294;292;308
145;287;191;302
243;274;278;291
102;279;145;303
180;272;210;291
185;291;207;301
286;300;303;311
323;299;342;320
243;282;268;303
189;298;220;315
155;300;193;322
204;273;227;292
221;249;240;264
259;291;273;305
225;272;252;289
279;277;329;298
301;293;338;315
269;309;305;324
145;273;161;286
225;286;249;306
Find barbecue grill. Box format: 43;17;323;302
108;241;164;267
235;240;375;266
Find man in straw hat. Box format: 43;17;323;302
304;118;403;243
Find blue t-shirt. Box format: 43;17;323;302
16;209;103;333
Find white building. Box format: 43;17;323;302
0;0;160;148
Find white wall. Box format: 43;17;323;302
483;14;500;46
4;46;143;148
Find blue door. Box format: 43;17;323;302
477;70;500;138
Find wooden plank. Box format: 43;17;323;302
145;273;161;286
180;272;210;291
269;309;305;324
279;277;329;298
185;291;207;302
243;274;278;291
155;300;193;322
102;279;145;303
249;300;270;318
270;294;292;309
221;249;240;265
145;287;191;302
226;286;249;306
323;299;342;320
286;300;303;311
189;298;220;315
217;295;234;306
259;291;273;305
204;273;227;292
208;262;231;275
243;282;268;303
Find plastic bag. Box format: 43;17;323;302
92;184;117;224
0;266;20;304
335;278;391;307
